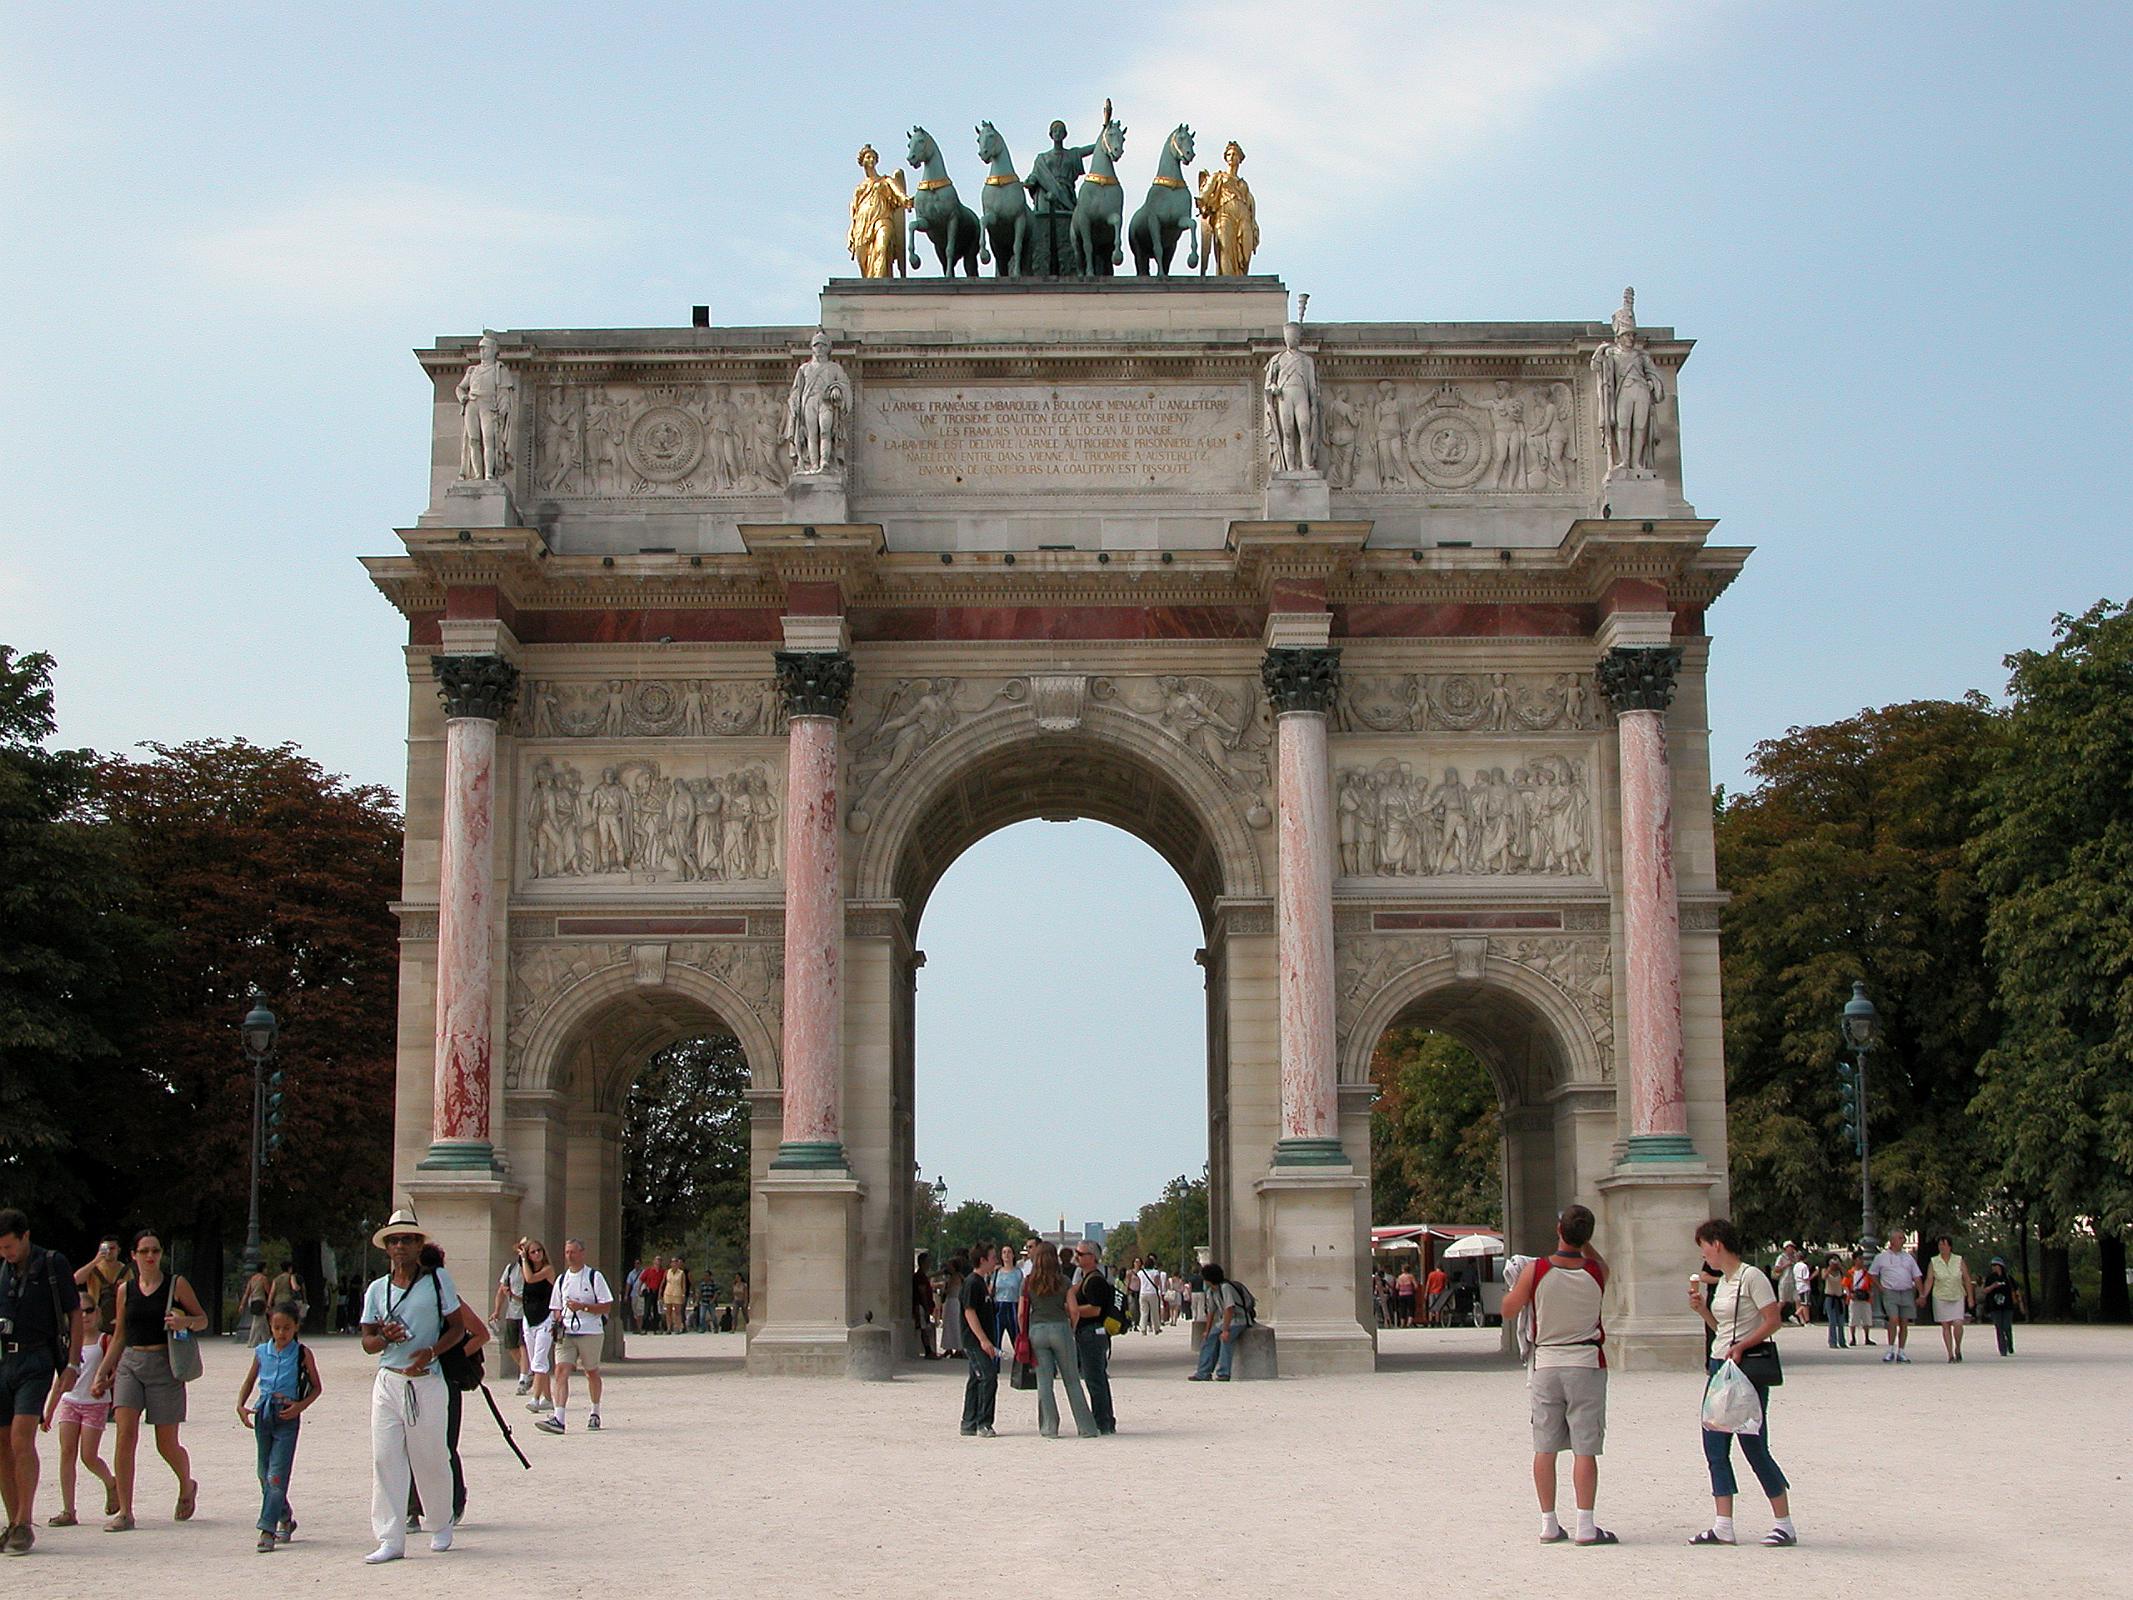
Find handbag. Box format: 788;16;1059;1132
1724;1274;1782;1388
1008;1358;1036;1391
165;1280;203;1384
1013;1293;1035;1371
430;1272;486;1391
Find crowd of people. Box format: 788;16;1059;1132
615;1257;748;1336
916;1250;1184;1361
1767;1235;2024;1362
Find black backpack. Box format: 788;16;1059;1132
428;1272;486;1391
1229;1279;1258;1325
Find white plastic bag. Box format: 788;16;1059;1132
1701;1359;1764;1435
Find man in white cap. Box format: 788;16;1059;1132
358;1208;467;1564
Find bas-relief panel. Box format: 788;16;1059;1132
518;678;784;739
1333;743;1599;881
1322;380;1584;495
1336;670;1599;734
532;383;790;498
517;751;783;890
1335;932;1615;1083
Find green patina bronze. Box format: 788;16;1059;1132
904;126;982;278
1128;123;1200;277
1023;119;1096;276
1070;111;1128;276
973;121;1032;277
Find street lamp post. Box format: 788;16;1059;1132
239;992;282;1287
1837;980;1879;1245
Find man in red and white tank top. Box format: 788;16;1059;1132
1500;1204;1615;1546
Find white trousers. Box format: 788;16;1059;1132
370;1369;453;1550
1138;1292;1163;1332
525;1316;555;1375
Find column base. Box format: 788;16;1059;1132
1622;1132;1699;1163
1269;1136;1349;1168
747;1169;863;1377
400;1169;524;1329
769;1140;850;1172
1255;1168;1376;1376
1595;1161;1723;1371
416;1139;501;1173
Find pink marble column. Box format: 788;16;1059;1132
422;654;519;1169
1597;645;1694;1160
1262;647;1346;1165
772;650;854;1168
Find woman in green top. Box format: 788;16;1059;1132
1922;1237;1974;1362
1019;1243;1097;1439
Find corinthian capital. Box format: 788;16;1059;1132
1595;646;1683;715
774;649;856;720
431;654;521;721
1260;646;1342;715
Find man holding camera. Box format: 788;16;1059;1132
358;1208;466;1564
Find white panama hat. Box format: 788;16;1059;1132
371;1206;428;1249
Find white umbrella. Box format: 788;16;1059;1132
1372;1236;1422;1253
1441;1233;1505;1259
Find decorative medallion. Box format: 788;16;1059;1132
624;404;706;483
1406;393;1491;491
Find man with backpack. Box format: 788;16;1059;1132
1499;1204;1615;1547
1189;1262;1250;1381
1069;1243;1120;1433
0;1209;83;1556
357;1208;468;1563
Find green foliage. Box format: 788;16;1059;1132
0;648;152;1225
938;1197;1034;1260
1102;1219;1140;1269
1369;1028;1501;1226
622;1033;750;1263
1715;699;2002;1247
1128;1172;1208;1274
1969;600;2133;1272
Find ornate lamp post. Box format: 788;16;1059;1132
239;992;281;1285
1837;981;1879;1245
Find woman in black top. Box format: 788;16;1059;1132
519;1241;557;1414
1977;1258;2023;1356
88;1231;207;1531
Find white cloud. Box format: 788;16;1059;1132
1117;0;1723;221
173;179;617;309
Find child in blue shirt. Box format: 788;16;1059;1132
236;1303;323;1553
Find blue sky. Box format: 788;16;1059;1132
4;2;2124;1224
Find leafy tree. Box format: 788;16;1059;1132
1369;1028;1501;1226
938;1198;1034;1259
1102;1219;1140;1269
92;739;403;1306
1715;700;2003;1248
622;1033;750;1263
0;647;151;1234
912;1175;948;1265
1129;1172;1208;1275
1969;600;2133;1320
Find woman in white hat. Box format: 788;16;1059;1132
356;1210;468;1565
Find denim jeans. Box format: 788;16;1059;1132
1027;1320;1096;1437
1194;1322;1236;1379
1075;1325;1114;1432
960;1341;997;1433
1701;1361;1789;1500
1989;1309;2014;1355
1825;1294;1848;1347
254;1406;301;1533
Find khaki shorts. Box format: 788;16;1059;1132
555;1331;603;1371
1529;1365;1606;1456
114;1345;187;1426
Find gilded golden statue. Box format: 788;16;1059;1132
1195;140;1259;276
848;144;912;278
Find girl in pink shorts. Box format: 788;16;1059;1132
42;1331;118;1525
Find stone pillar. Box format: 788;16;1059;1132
1261;645;1343;1166
1595;645;1694;1162
771;648;854;1169
419;653;518;1171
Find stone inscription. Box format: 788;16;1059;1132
861;385;1249;494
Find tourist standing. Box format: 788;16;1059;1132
239;1262;273;1346
42;1285;116;1530
957;1243;999;1438
1686;1218;1795;1547
1820;1256;1847;1349
1190;1262;1245;1382
622;1261;642;1334
408;1243;488;1532
1773;1243;1800;1328
639;1257;664;1334
1869;1234;1923;1363
1021;1243;1097;1439
268;1263;306;1327
1425;1263;1452;1327
1921;1237;1974;1362
494;1245;528;1393
1394;1265;1419;1328
520;1240;557;1414
1134;1258;1165;1334
991;1244;1025;1355
1843;1252;1874;1346
536;1238;612;1435
0;1209;83;1554
1499;1205;1614;1546
662;1257;690;1335
73;1238;125;1334
1069;1243;1116;1435
729;1272;749;1333
938;1257;965;1358
1977;1259;2022;1356
912;1252;939;1359
234;1301;321;1553
357;1209;465;1563
88;1228;202;1535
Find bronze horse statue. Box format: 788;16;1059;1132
905;126;981;277
1129;124;1200;276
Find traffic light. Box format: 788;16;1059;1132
1836;1060;1862;1154
264;1068;286;1162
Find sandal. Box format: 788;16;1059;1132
105;1486;121;1516
1762;1527;1798;1547
1576;1529;1620;1546
104;1512;135;1533
175;1479;198;1522
47;1511;78;1528
1688;1528;1735;1546
1538;1529;1569;1544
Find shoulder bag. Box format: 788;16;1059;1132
165;1278;204;1383
430;1272;485;1391
1727;1272;1783;1388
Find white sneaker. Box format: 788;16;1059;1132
363;1544;404;1564
430;1525;453;1553
514;1378;532;1395
586;1413;601;1431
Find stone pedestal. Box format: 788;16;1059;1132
400;1170;524;1325
1255;1168;1375;1374
1263;470;1331;523
1595;1163;1721;1370
747;1171;864;1376
1232;1323;1278;1381
1599;471;1692;521
783;472;849;526
846;1324;895;1381
419;478;519;529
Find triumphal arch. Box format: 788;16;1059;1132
369;221;1747;1372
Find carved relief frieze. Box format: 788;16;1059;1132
1323;380;1581;494
520;678;785;739
522;753;781;886
1091;674;1274;828
846;676;1029;832
1336;671;1597;734
534;382;791;498
1335;755;1594;879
